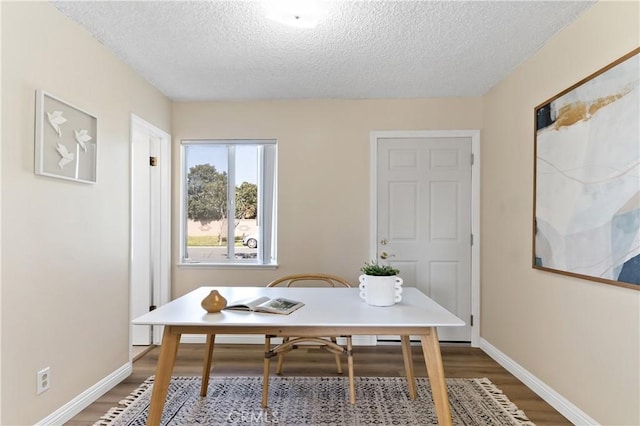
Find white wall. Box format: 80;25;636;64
171;98;483;296
482;2;639;424
0;3;170;424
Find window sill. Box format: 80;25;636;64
177;262;279;270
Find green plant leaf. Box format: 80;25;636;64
360;260;399;276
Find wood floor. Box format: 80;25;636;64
66;343;571;425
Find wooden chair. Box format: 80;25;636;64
262;273;355;406
199;274;356;407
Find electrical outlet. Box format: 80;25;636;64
37;367;50;394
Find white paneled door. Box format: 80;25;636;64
376;135;473;342
130;115;171;346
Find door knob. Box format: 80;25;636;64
380;252;395;260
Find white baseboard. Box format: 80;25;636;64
35;362;132;426
479;338;597;425
180;334;376;346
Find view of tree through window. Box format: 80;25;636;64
181;140;277;265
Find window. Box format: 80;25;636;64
180;140;277;265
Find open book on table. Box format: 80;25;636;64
223;296;304;315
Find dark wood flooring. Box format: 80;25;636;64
66;343;570;425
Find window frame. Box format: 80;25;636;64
178;139;277;267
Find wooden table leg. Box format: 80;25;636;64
346;336;355;404
147;326;181;426
200;334;216;397
401;335;417;400
420;328;452;426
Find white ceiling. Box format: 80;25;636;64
52;0;595;101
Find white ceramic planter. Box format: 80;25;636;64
358;274;403;306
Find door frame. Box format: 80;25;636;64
369;130;480;347
129;114;171;351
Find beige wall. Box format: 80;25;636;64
482;2;639;425
172;98;482;296
0;2;171;424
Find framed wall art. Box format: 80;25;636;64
35;90;97;184
533;47;640;290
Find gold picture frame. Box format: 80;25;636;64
533;48;640;290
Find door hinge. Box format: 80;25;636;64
470;153;474;166
150;156;158;166
149;305;157;311
470;315;474;327
470;233;474;246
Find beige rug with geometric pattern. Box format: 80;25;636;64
96;376;535;425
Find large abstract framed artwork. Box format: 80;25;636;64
533;48;640;290
35;90;97;184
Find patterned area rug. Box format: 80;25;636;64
96;376;535;425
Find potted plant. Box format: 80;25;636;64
360;260;399;276
358;261;403;306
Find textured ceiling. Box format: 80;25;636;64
52;1;595;101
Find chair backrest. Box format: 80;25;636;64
267;273;351;288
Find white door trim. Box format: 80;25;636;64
369;130;481;347
129;114;171;349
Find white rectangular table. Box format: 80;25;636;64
133;286;464;425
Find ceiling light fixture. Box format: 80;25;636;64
265;0;328;29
